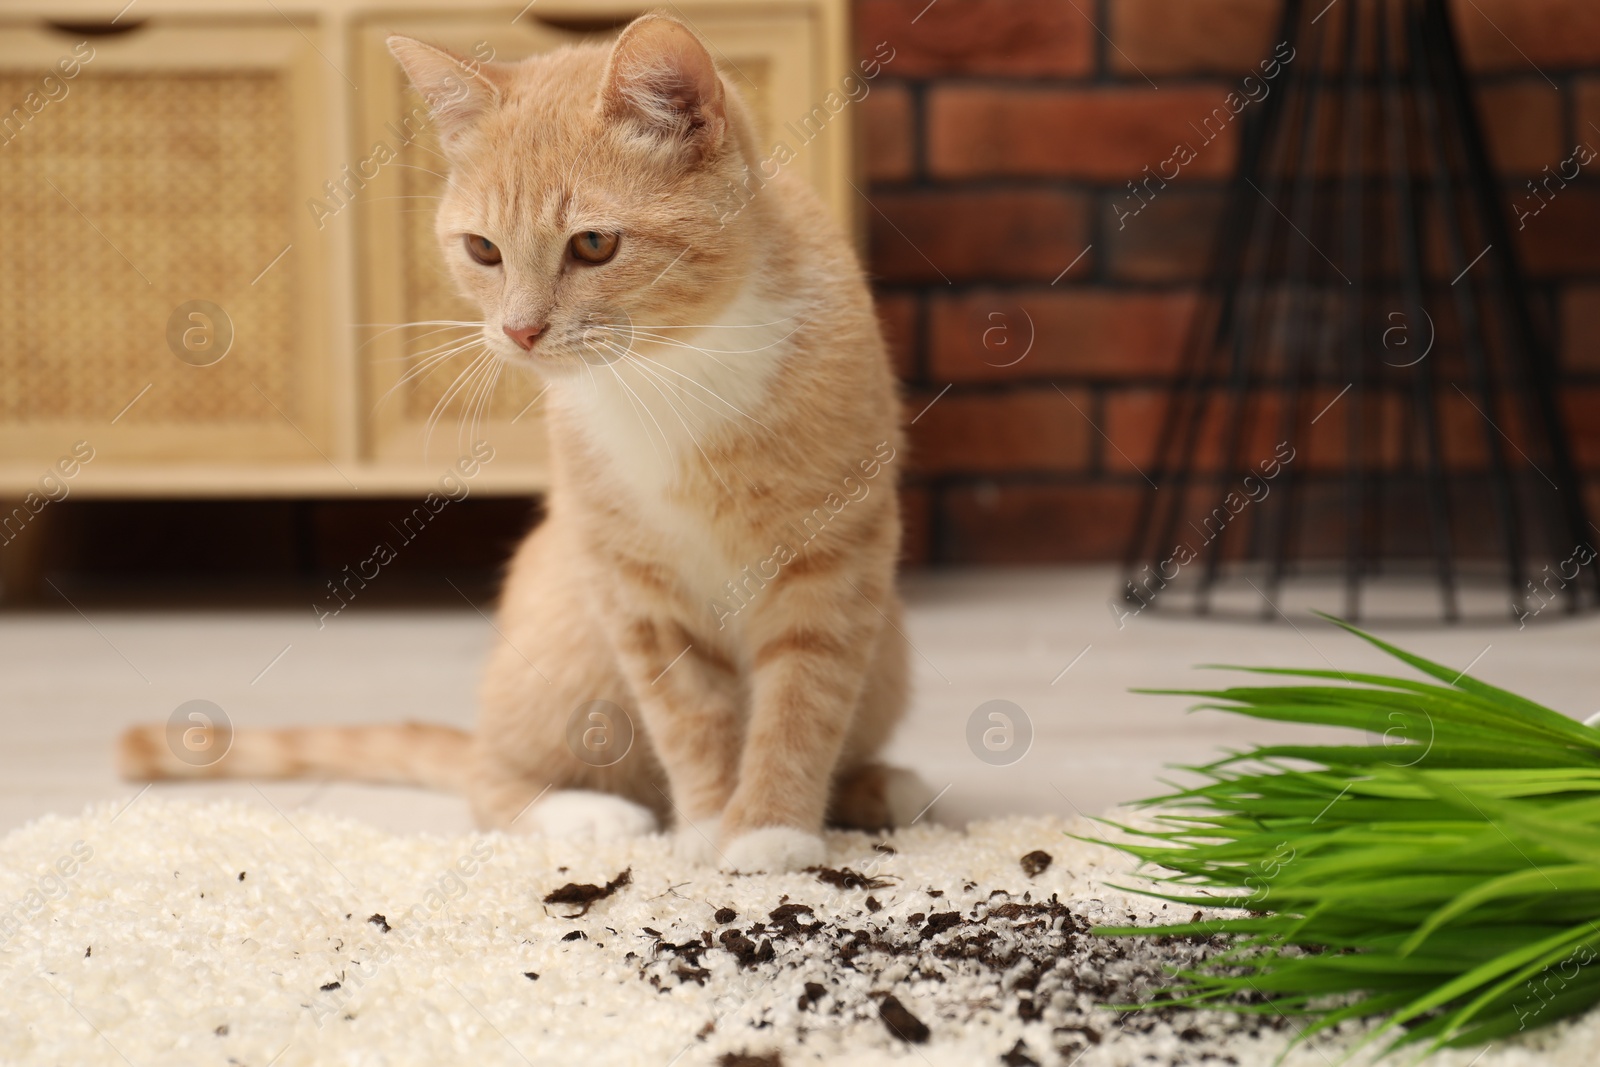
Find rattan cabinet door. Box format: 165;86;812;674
0;22;334;471
352;7;824;484
352;14;571;481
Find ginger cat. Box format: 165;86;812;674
119;15;929;873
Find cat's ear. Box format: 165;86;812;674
387;36;503;148
599;15;727;158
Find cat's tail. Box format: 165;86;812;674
116;722;475;793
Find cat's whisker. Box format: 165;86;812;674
623;350;773;432
596;326;730;372
420;352;488;443
371;329;485;366
364;324;487;397
423;351;493;461
369;347;464;365
455;354;498;452
357;320;485;348
459;357;496;453
394;333;488;376
357;320;484;328
628;355;767;494
601;357;671;472
454;353;490;451
598;350;678;463
401;336;489;374
586;316;802;375
603;345;716;435
376;352;469;410
627;355;708;423
386;162;451;181
406;140;452;167
610;362;675;464
621;354;736;494
358;195;446;204
628;320;810;356
577;342;602;394
371;340;485;412
462;355;502;451
596;315;799;331
481;362;503;440
615;342;743;408
619;350;720;429
624;332;734;373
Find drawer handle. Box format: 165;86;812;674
521;12;641;35
45;19;148;37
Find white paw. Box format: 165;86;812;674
672;821;723;867
517;790;658;842
722;827;826;873
882;768;940;828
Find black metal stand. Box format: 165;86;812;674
1121;0;1597;624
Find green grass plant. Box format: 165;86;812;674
1095;616;1600;1056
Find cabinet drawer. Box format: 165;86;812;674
0;21;335;465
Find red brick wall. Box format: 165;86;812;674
855;0;1600;565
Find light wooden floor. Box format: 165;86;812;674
3;566;1597;837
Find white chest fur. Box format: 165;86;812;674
552;286;802;595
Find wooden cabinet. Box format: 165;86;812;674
0;20;335;471
0;0;856;498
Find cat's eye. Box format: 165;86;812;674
569;231;619;265
463;234;502;266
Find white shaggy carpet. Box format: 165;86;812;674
3;797;1598;1066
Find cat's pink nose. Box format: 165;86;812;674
502;322;546;351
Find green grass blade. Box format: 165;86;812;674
1094;619;1600;1058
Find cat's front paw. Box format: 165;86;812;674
520;790;658;842
672;821;723;867
721;826;826;873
